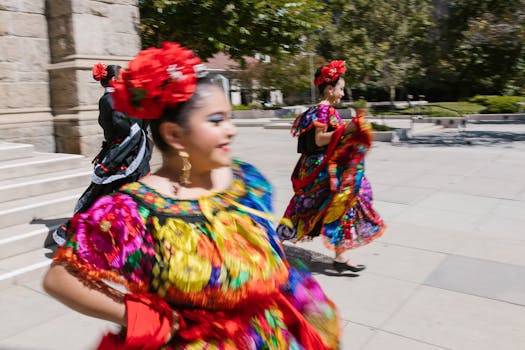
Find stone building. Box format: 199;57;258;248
0;0;140;156
205;52;284;107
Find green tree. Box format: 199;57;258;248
315;0;435;101
139;0;328;60
238;53;327;104
421;0;525;98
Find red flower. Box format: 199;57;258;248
314;60;346;86
111;42;205;120
92;62;108;81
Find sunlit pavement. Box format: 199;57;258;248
1;123;525;349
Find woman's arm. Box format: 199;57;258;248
43;264;126;326
314;121;358;147
44;264;181;344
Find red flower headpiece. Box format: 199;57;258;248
111;42;207;120
92;62;108;81
314;60;346;86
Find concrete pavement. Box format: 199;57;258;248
1;122;525;349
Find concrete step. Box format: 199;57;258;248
263;122;292;130
0;246;53;290
0;214;70;260
0;152;90;181
0;142;34;162
0;187;83;228
0;168;92;203
233;119;272;127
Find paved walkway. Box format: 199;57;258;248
1;123;525;349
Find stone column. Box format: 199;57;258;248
0;1;55;151
47;0;140;156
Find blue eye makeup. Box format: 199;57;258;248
208;114;224;124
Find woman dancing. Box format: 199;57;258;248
43;42;340;349
277;60;385;273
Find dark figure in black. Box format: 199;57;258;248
53;63;152;245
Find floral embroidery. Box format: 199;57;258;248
120;159;248;216
70;193;144;270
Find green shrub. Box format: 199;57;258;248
425;109;460;118
468;95;496;105
232;104;252;110
370;122;395;131
482;96;525;113
350;98;368;109
248;101;263;109
373;102;482;116
432;102;485;114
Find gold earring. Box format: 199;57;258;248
178;150;192;185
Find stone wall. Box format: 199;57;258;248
0;0;141;156
0;0;54;151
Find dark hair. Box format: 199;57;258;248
100;65;121;87
315;67;341;95
150;77;222;153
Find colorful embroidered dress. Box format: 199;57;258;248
277;104;385;251
53;159;340;349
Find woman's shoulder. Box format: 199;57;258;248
232;158;260;174
230;159;273;215
232;159;271;190
118;181;185;215
291;104;341;136
54;191;150;293
59;191;147;261
73;191;144;223
316;103;340;122
119;180;148;195
232;158;265;178
99;92;112;104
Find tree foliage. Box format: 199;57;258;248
138;1;525;101
418;0;525;98
139;0;328;60
236;53;327;104
315;0;435;101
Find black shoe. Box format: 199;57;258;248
52;225;68;246
333;261;366;273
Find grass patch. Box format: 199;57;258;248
372;101;485;117
232;104;253;111
422;106;461;117
370;122;396;131
431;102;485;114
371;109;409;116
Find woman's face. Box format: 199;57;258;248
179;85;237;172
327;78;345;104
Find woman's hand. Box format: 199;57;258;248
314;125;332;147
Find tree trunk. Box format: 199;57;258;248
389;85;396;102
